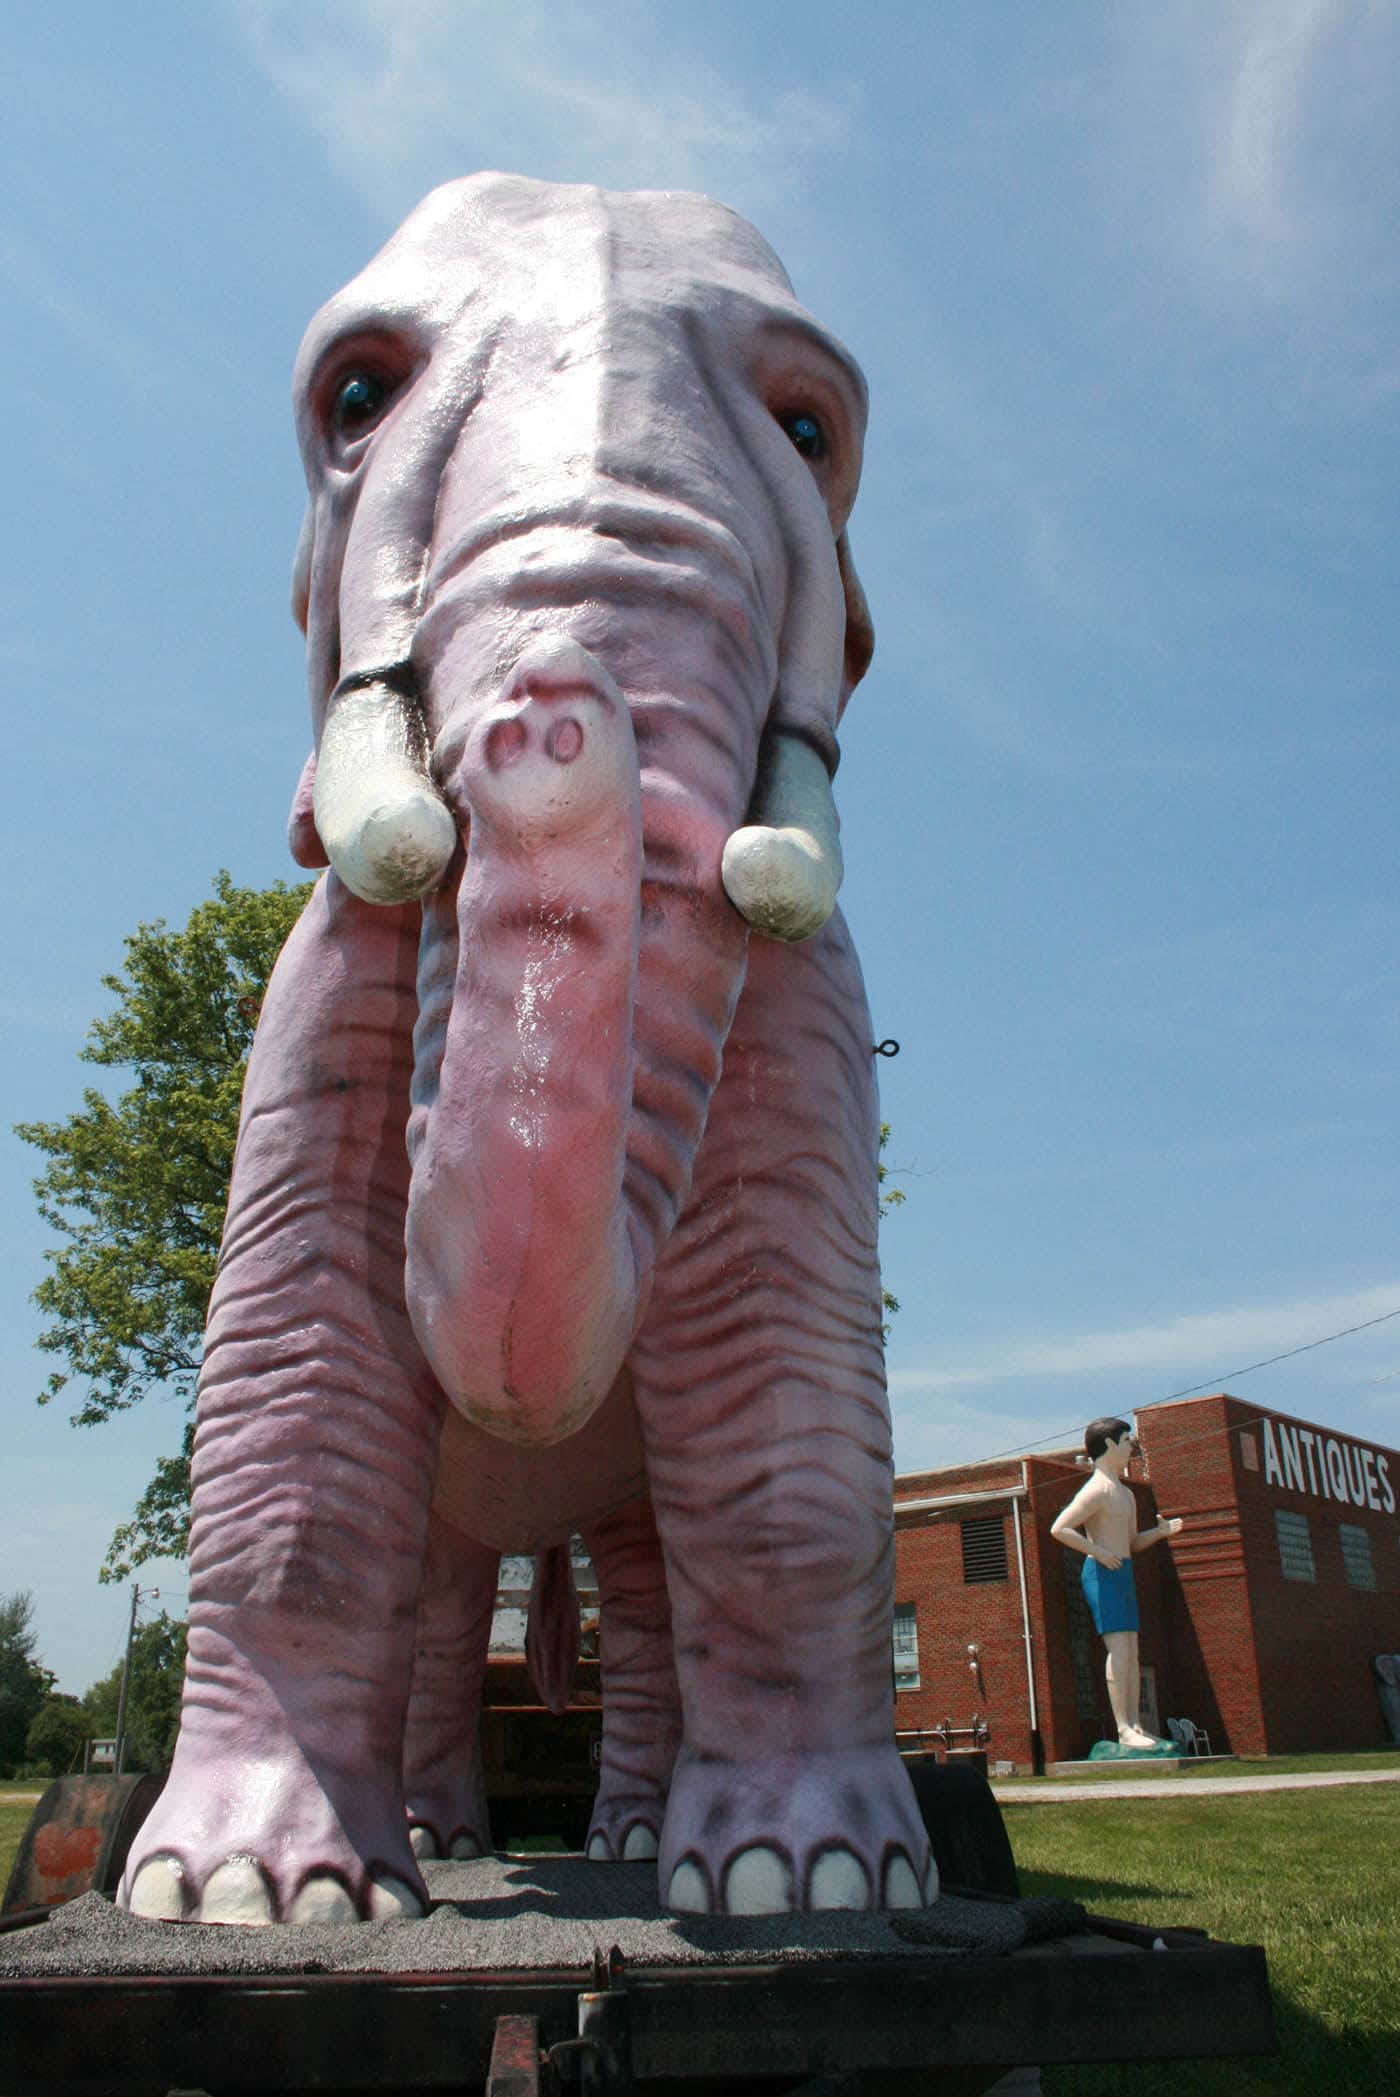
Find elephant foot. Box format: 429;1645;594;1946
406;1773;493;1861
408;1819;490;1862
584;1775;668;1862
657;1743;936;1916
118;1751;429;1926
462;635;638;852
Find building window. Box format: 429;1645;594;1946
1339;1523;1377;1592
893;1603;921;1691
1275;1508;1316;1583
961;1513;1009;1584
1062;1551;1100;1719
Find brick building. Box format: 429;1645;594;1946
892;1393;1399;1771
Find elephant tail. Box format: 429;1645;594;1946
525;1542;580;1716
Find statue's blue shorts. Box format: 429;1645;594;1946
1081;1555;1138;1635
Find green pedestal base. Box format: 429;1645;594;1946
1087;1738;1179;1761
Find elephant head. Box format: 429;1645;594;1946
288;175;871;936
285;176;876;1442
284;176;875;1445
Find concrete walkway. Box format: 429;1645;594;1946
995;1767;1400;1802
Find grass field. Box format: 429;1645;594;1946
1008;1783;1400;2096
0;1800;34;1901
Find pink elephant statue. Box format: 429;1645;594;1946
119;173;933;1924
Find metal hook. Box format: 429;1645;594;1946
873;1039;900;1058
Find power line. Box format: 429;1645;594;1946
942;1302;1400;1474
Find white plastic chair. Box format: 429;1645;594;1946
1166;1716;1211;1756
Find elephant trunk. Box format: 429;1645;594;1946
403;620;749;1444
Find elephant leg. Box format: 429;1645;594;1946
631;910;934;1916
582;1494;681;1862
403;1513;499;1860
119;877;446;1925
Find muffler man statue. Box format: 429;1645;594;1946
1051;1418;1183;1752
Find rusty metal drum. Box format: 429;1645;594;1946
2;1774;164;1917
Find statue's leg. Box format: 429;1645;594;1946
119;879;446;1924
631;914;933;1915
404;1512;500;1859
1104;1631;1153;1745
582;1493;681;1862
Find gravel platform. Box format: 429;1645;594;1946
0;1857;1075;1978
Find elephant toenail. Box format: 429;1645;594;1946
545;716;584;763
200;1858;275;1925
448;1834;482;1860
289;1874;357;1924
586;1832;613;1861
808;1848;871;1910
722;1845;795;1915
368;1872;424;1919
666;1858;712;1913
880;1852;923;1909
124;1855;186;1921
409;1825;439;1859
622;1823;659;1860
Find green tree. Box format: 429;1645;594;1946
25;1694;89;1778
0;1591;55;1776
878;1121;904;1335
18;874;310;1578
82;1613;188;1773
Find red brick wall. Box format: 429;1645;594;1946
1137;1395;1400;1753
1134;1395;1265;1754
893;1501;1033;1767
1213;1398;1395;1751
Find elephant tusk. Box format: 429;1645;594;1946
721;732;844;943
313;676;458;905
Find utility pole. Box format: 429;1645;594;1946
114;1582;157;1776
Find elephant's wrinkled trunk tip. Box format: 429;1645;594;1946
722;733;843;942
314;676;458;906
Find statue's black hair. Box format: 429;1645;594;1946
1085;1416;1133;1462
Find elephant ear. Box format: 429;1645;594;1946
291;503;314;635
287;750;329;869
287;507;330;868
836;531;874;722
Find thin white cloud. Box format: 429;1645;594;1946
1217;0;1340;250
888;1281;1400;1397
228;0;852;224
0;230;151;398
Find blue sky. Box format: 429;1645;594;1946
3;1;1397;1693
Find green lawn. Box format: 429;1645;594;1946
1007;1784;1400;2096
0;1800;33;1902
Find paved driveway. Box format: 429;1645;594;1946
995;1767;1400;1802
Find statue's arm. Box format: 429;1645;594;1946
1131;1514;1184;1555
1050;1477;1117;1565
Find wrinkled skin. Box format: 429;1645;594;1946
121;174;932;1924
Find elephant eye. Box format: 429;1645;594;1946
331;371;390;434
781;411;826;462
